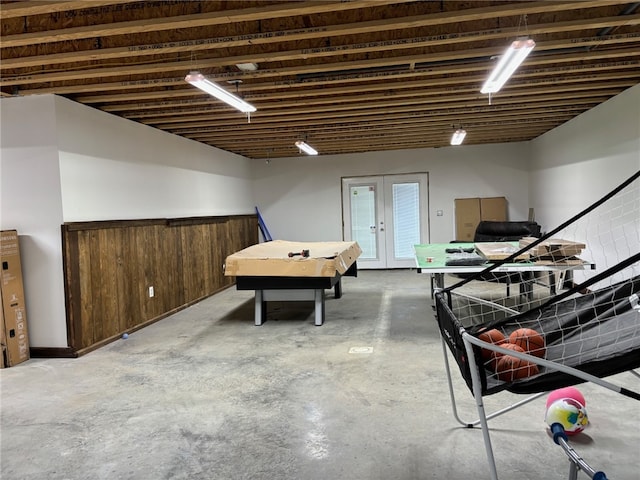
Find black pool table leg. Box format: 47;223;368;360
334;279;342;299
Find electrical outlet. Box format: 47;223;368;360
436;210;444;216
148;286;154;298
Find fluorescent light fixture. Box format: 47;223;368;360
450;129;467;146
185;71;256;113
481;38;535;94
295;140;318;155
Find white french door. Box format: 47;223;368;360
341;173;429;269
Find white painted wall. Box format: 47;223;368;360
529;84;640;286
55;96;255;221
2;85;638;348
251;86;639;256
1;95;256;348
0;95;67;348
529;84;640;231
251;142;532;244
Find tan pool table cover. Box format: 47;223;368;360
224;240;362;277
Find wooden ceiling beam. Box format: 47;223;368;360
173;104;597;135
4;34;639;88
0;1;136;20
150;99;606;130
172;100;592;132
144;92;614;128
2;2;635;157
239;128;548;149
99;79;483;112
107;72;638;116
4;11;638;70
122;79;634;122
67;60;639;105
217;122;565;148
0;0;414;48
133;81;632;124
18;54;639;98
231;133;542;157
226;127;553;156
186;114;580;143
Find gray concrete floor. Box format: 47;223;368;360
1;270;638;480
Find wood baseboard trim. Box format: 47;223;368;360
30;347;78;358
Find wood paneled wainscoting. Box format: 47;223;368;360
59;215;257;357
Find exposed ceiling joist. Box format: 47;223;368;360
1;0;638;158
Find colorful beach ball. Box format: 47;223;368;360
545;397;589;436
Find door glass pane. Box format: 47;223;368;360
350;185;377;259
392;182;420;259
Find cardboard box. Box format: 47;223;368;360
455;197;507;241
1;230;30;367
519;237;586;259
475;242;530;261
454;198;481;242
224;240;362;277
1;307;6;369
480;197;507;222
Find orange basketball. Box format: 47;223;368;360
509;328;546;358
488;343;524;371
496;353;540;382
477;328;506;361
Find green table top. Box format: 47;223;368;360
414;242;535;270
414;243;475;269
414;242;594;275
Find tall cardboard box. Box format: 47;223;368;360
1;307;6;368
454;198;481;241
1;230;30;367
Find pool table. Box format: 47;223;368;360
225;240;361;325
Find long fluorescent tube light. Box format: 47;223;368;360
481;38;535;94
295;140;318;155
450;129;467;146
185;71;256;113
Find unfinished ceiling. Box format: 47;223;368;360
1;0;639;159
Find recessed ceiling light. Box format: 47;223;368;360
236;63;258;71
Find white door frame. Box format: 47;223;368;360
342;173;429;269
342;176;386;269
